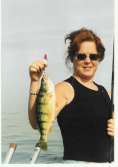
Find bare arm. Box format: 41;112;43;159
28;60;47;129
28;81;41;129
55;82;74;117
28;59;74;129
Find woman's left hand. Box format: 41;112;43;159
107;112;114;137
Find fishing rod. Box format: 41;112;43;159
111;42;114;113
108;41;114;163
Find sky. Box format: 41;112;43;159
2;0;114;113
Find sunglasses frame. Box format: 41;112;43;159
75;53;99;61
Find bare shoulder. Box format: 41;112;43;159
55;81;74;115
55;81;74;96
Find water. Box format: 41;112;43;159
1;112;115;166
1;111;63;164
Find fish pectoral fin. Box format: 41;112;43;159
49;126;53;133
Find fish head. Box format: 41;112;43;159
41;75;55;94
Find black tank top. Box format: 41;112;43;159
57;76;114;162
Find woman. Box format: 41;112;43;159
28;28;114;163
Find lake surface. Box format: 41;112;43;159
1;111;63;164
1;111;115;166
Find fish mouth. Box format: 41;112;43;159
43;74;48;79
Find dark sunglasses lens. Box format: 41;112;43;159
77;54;86;60
76;53;98;61
90;54;98;60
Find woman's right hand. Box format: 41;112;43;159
29;59;48;82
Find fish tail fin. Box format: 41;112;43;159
39;140;48;150
36;140;48;151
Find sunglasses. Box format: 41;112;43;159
76;53;99;61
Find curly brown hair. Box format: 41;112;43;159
65;27;105;65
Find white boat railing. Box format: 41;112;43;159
3;143;17;164
30;145;41;164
